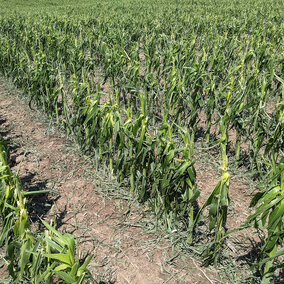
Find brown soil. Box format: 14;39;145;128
0;77;228;283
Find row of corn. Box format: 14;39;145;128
0;135;93;283
0;8;282;171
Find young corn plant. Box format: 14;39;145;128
194;80;233;265
41;219;94;284
245;155;283;283
121;93;152;198
0;135;93;283
178;127;200;242
245;88;284;282
149;113;199;237
264;75;284;162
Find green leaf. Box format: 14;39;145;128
62;234;75;257
77;255;93;277
249;191;265;207
46;239;64;253
267;199;284;231
173;161;192;178
258;247;284;266
43;253;72;266
209;217;217;231
246;198;281;225
37;261;58;283
54;263;70;272
55;271;76;284
41;219;64;239
188;188;201;203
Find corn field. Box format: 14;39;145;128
0;0;283;282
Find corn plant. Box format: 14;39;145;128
245;155;283;283
245;92;284;282
0;135;93;283
193;80;233;265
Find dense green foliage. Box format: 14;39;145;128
0;0;283;282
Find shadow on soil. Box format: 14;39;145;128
236;238;262;266
21;172;69;233
236;238;283;283
0;121;66;232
